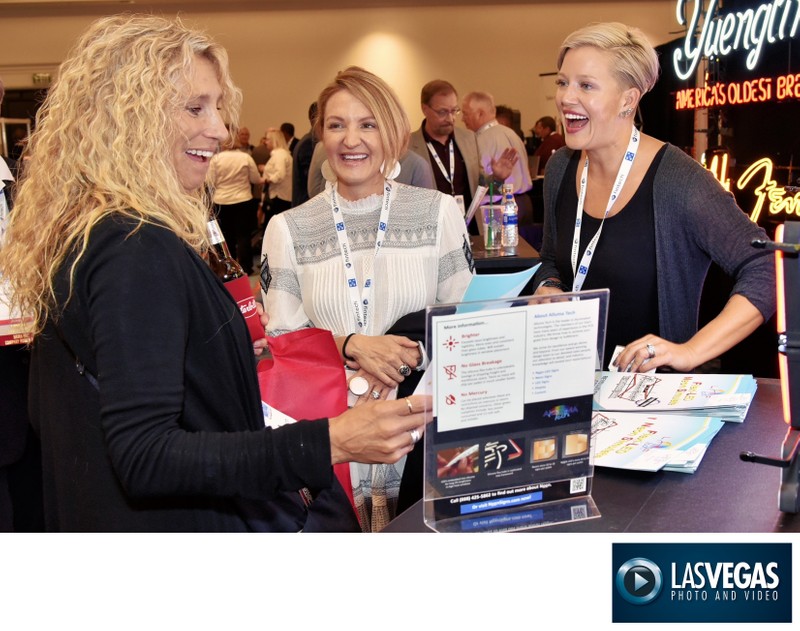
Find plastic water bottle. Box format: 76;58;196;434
501;183;518;250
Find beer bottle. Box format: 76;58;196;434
206;218;265;341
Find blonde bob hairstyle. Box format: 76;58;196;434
314;66;410;179
557;22;660;96
0;13;241;335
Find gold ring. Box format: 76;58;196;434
405;397;413;414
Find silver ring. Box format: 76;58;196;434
398;364;411;377
348;375;369;396
646;343;656;359
409;428;421;444
371;389;381;400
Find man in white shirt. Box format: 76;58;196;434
462;91;533;225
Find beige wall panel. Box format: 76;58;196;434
0;3;677;135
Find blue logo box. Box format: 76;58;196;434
612;543;792;623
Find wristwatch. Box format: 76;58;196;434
538;279;570;292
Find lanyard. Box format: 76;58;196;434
329;179;393;333
426;139;455;194
570;127;640;292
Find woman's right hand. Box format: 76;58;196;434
329;395;432;465
347;368;393;406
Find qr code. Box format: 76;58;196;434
571;504;588;520
570;476;587;494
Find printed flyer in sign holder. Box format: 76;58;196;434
423;290;609;533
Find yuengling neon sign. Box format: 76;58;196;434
673;0;800;80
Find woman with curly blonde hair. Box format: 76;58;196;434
0;14;429;532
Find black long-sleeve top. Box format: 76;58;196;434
29;216;332;531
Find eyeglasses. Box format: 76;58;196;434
428;107;461;119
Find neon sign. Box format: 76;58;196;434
674;71;800;108
707;154;800;222
673;0;800;80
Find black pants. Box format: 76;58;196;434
0;346;44;531
215;199;258;274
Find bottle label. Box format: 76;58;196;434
207;219;225;245
223;275;265;342
503;214;518;226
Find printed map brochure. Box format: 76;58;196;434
593;372;757;422
591;411;726;473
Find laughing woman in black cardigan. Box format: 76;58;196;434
0;14;428;532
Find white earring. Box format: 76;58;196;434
382;161;402;180
321;159;337;183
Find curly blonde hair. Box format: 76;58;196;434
0;13;242;336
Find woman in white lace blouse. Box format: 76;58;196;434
260;66;474;530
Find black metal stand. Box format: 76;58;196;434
742;222;800;513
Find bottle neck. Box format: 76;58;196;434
206;218;244;280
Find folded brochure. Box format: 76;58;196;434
593;371;757;422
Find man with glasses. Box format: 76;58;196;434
410;80;516;232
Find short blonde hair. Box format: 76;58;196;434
0;13;241;335
265;128;288;152
557;22;660;95
314;66;410;178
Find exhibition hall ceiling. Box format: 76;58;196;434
0;0;616;17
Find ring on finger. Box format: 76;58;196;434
646;343;656;359
398;364;411;377
404;397;413;414
409;428;421;445
371;389;381;400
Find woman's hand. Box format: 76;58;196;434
534;285;565;298
613;334;698;373
614;295;765;373
348;368;393;406
329;395;432;465
343;334;422;389
252;302;269;356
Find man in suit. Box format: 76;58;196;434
291;103;317;208
409;80;516;232
281;122;298;154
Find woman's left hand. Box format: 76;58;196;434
345;334;422;388
253;302;270;356
613;334;698;373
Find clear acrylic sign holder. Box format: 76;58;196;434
422;290;609;533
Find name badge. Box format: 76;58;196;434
453;194;466;218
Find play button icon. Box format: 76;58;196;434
633;570;651;592
616;558;663;605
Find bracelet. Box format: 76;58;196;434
341;333;356;361
538;279;570;292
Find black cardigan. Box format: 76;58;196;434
29;217;332;531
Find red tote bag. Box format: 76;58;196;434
257;328;357;518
